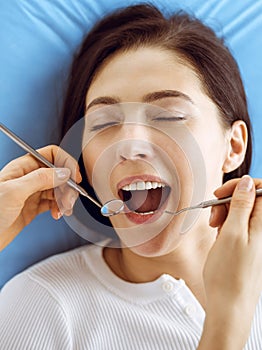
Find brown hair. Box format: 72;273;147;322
61;3;252;184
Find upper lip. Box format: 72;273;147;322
117;175;169;191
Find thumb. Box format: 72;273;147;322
17;167;71;199
222;175;255;237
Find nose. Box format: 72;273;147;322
116;125;155;161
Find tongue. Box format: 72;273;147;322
127;188;163;213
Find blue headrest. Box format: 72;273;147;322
1;0;261;288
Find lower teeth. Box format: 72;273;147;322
133;211;155;216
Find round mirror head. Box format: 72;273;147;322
101;199;125;217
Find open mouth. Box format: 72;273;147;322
118;180;171;215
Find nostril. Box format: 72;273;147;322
117;140;155;161
137;154;146;158
119;153;147;161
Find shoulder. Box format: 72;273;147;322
27;243;92;278
1;242;106;300
0;245;97;350
25;242;102;292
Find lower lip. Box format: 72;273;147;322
123;197;169;225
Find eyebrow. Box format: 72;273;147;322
86;96;121;111
85;89;194;111
143;90;194;105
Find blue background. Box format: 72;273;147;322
0;0;261;288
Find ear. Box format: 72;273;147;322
222;120;248;173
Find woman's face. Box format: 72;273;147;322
82;47;230;256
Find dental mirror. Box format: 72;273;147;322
100;199;125;217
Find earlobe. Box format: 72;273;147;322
222;120;248;173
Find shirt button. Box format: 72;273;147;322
162;281;174;292
184;304;196;316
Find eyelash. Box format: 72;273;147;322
152;115;187;122
89;114;187;131
90;121;120;132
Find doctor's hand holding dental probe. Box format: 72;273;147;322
0;145;81;251
198;175;262;349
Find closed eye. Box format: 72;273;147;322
90;121;120;132
152;115;187;122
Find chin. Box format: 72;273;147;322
127;227;183;258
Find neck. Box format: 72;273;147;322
103;226;216;309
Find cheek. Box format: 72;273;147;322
82;129;116;185
164;141;194;199
194;125;228;190
82;144;100;185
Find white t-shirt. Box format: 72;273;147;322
0;240;261;349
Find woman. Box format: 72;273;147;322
0;4;262;349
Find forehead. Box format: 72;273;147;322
85;47;205;105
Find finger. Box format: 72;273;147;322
52;146;82;183
52;194;72;217
41;189;55;201
63;209;73;217
21;199;54;227
61;188;79;212
213;178;239;198
250;195;262;223
37;199;71;220
37;199;53;215
1;168;71;205
221;175;255;240
54;182;68;196
50;201;62;220
49;199;73;220
54;186;79;212
214;177;262;199
248;184;262;239
63;156;82;183
53;197;73;217
209;204;228;228
0;145;82;183
0;145;60;180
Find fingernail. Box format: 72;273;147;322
70;195;78;209
55;168;70;180
57;211;63;219
237;175;253;192
209;207;215;225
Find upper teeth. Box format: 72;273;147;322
121;181;166;191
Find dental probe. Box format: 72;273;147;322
163;188;262;216
0;122;105;209
101;187;262;217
